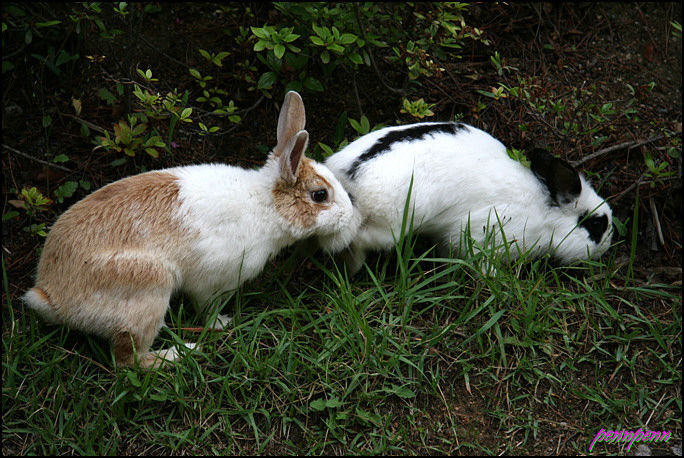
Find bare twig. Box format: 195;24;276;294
610;173;678;203
62;114;107;134
573;135;673;167
3;144;74;173
649;196;665;247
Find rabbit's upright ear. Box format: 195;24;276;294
275;91;306;156
528;149;582;205
279;130;310;185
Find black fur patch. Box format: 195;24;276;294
346;123;466;179
579;212;609;244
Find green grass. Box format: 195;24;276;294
3;225;681;454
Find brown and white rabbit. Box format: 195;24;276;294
23;91;356;368
317;122;613;274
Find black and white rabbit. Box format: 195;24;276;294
23;92;357;368
316;122;613;274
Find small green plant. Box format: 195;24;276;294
96;114;166;161
393;40;444;81
198;49;231;67
642;150;677;186
490;51;518;76
309;23;363;67
248;3;489;95
251;24;306;92
17;187;52;217
53;180;90;204
400;98;435;119
2;4;74;74
506;148;530;167
348;115;372;136
391;3;490;82
252;24;302;60
188;70;231;113
6;187;53;237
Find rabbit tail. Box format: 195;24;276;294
23;287;61;324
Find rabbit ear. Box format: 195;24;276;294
279;130;310;184
275;91;306;156
528;149;582;205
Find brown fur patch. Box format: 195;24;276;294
33;171;187;330
31;287;51;305
112;330;138;367
272;158;334;229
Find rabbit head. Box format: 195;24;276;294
267;92;358;240
525;148;613;263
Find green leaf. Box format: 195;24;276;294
53;181;78;203
310;399;327;411
131;123;147;137
126;371;142;387
36;20;62;28
257;72;277;90
98;88;117;105
320;50;330;64
274;43;286;59
282;32;300;43
338;33;358;44
310;397;344;411
384;384;416;399
348;53;363;65
312;24;327;39
189;68;202;80
253;41;267;52
250;26;270;39
3;211;19;221
329;44;345;54
303;76;324;92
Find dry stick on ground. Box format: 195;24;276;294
611;174;678;203
572;135;673;167
3;144;74;173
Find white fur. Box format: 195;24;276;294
318;122;613;274
170;160;354;307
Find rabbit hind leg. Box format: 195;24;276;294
110;292;172;369
109;288;200;369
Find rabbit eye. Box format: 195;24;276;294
311;189;328;203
